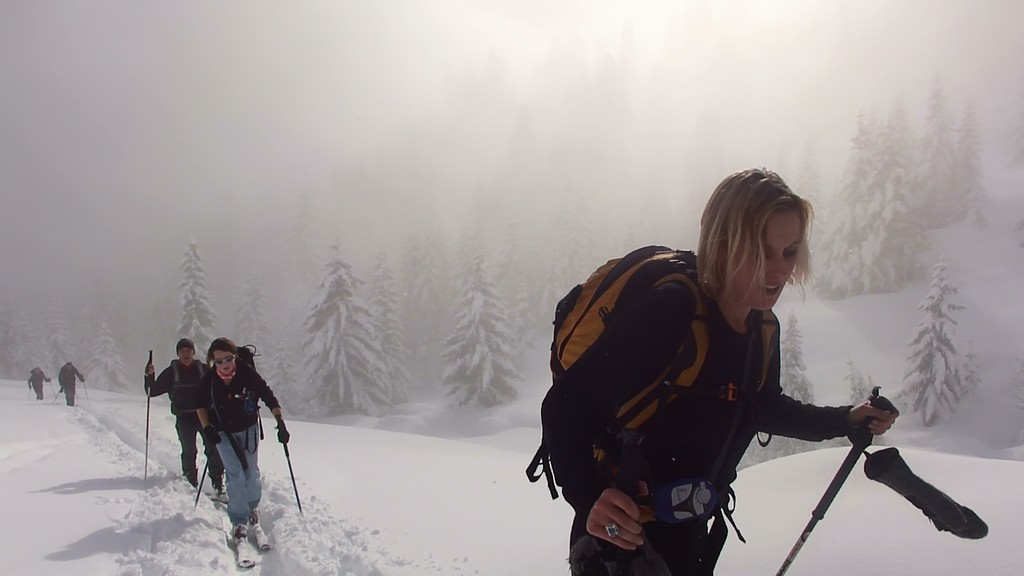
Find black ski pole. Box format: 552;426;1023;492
776;387;896;576
282;443;303;516
144;350;153;482
193;462;208;509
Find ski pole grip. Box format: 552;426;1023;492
868;386;897;414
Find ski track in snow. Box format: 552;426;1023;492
66;404;432;576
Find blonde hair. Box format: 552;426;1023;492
697;168;813;301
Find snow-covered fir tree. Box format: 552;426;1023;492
1011;357;1024;444
954;105;986;228
815;111;877;299
265;334;301;415
301;246;390;416
781;310;814;404
845;360;873;405
367;252;408;404
863;101;922;292
177;242;216;353
233;275;270;350
793;141;823;203
400;231;454;389
916;78;960;229
8;307;41;376
961;341;982;399
46;300;76;370
492;225;536;358
441;254;520;408
0;302;18;377
85;319;130;392
902;259;965;426
1012;93;1024;166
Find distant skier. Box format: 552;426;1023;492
57;361;85;406
145;337;226;497
28;367;51;400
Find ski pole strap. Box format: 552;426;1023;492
720;488;745;543
526;444;559;499
707;314;757;486
224;431;249;471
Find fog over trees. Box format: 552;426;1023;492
2;1;1023;420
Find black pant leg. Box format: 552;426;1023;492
203;427;225;482
175;414;200;481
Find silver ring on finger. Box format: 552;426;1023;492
605;523;620;538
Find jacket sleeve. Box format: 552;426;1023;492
146;366;174;397
196;371;213;416
250;367;281;412
755;334;852;441
541;282;694;515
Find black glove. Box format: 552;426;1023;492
203;425;221;446
276;417;290;444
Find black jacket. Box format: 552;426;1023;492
58;363;84;389
541;281;853;517
145;360;208;415
197;361;281;433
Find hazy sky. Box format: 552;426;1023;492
3;0;1022;316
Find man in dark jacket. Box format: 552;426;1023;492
57;361;84;406
145;338;225;496
28;367;51;400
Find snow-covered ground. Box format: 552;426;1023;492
2;378;1021;576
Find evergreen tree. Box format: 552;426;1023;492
961;341;982;399
9;308;40;376
793;141;822;202
815;111;878;299
864;102;922;292
266;334;301;415
233;275;270;350
301;246;390;416
781;311;814;404
902;259;965;426
954;105;986;228
177;242;216;353
0;302;17;377
286;193;321;292
442;254;520;408
46;300;76;370
400;231;454;390
1012;93;1024;166
845;360;873;405
368;252;409;403
1011;357;1024;444
492;225;535;357
85;319;130;392
916;78;959;229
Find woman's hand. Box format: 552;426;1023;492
586;486;646;550
848;400;899;435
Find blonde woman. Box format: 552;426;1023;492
541;168;898;575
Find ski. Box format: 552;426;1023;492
224;519;258;570
250;522;273;551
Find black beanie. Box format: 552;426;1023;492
176;338;195;352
